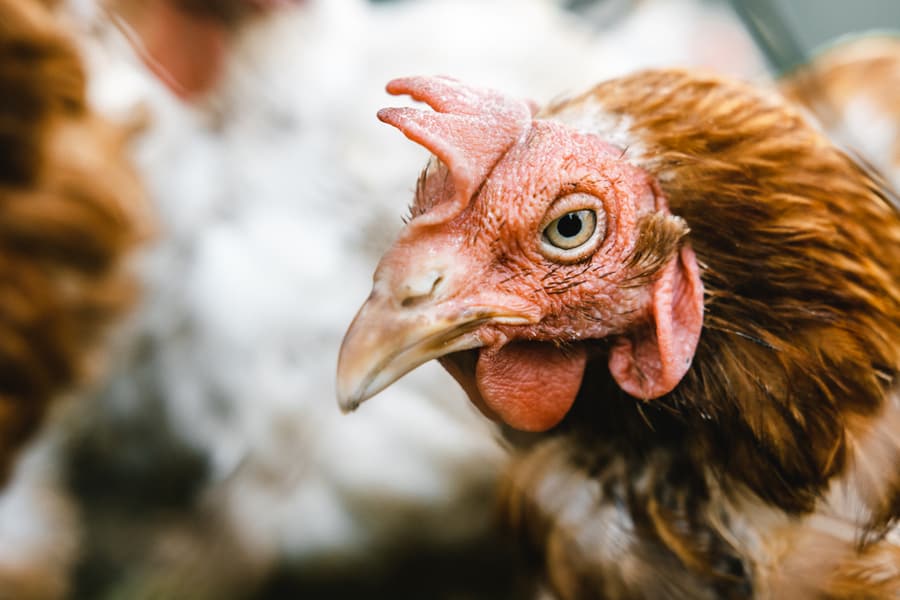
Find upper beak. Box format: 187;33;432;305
336;275;533;413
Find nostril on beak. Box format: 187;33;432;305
399;271;444;308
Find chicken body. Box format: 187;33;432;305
0;0;143;595
0;0;142;481
338;70;900;598
0;0;763;597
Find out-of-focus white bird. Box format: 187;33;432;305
0;0;764;597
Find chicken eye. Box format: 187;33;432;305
544;209;597;250
538;193;607;262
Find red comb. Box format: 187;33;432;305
377;76;533;223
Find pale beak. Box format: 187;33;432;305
336;291;532;413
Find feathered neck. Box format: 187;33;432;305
544;69;900;524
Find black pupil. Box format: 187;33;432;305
556;213;583;238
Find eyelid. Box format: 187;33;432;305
537;192;608;263
538;192;606;231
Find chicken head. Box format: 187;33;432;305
337;76;703;431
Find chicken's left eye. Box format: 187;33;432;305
538;193;607;262
544;210;597;250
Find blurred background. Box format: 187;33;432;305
0;0;896;598
757;0;899;62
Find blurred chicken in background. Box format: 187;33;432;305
0;0;763;598
730;0;900;193
0;0;145;597
780;35;900;190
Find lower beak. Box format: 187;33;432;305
335;294;531;413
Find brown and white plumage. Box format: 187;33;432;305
26;1;766;596
338;70;900;598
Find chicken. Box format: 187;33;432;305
0;0;143;596
0;0;762;596
779;35;900;191
0;0;143;480
337;71;900;598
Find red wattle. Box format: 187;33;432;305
474;342;587;432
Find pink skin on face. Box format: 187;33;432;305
344;76;704;432
382;122;684;431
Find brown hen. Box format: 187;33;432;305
338;71;900;598
0;0;143;485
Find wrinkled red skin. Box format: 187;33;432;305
375;114;703;431
441;344;588;432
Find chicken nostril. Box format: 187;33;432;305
399;273;443;308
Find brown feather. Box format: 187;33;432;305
0;0;145;484
779;35;900;184
504;70;900;598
